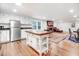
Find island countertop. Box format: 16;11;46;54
26;30;53;36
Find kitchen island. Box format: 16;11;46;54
26;30;53;56
25;31;79;56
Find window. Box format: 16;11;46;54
71;23;75;28
38;21;41;29
32;21;41;30
32;21;37;29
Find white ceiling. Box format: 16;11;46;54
0;3;79;22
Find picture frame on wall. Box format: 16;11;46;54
71;23;75;28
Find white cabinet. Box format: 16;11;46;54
21;29;32;40
26;31;49;56
0;30;10;43
21;29;27;40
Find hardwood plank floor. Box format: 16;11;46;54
49;32;79;56
0;40;38;56
0;32;79;56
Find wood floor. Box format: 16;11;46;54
49;32;79;56
0;32;79;56
0;40;38;56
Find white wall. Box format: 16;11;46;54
0;13;47;30
41;20;47;31
54;21;79;32
2;13;79;33
0;13;33;28
0;13;31;24
54;22;71;32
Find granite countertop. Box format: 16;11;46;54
21;27;32;29
0;28;10;30
0;27;32;30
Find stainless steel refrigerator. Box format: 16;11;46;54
10;20;21;41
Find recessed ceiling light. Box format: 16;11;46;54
69;9;74;13
73;15;77;18
42;17;47;19
15;3;22;6
52;18;56;21
13;9;17;12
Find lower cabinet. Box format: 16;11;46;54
21;29;27;40
26;32;49;56
0;30;10;43
21;29;31;40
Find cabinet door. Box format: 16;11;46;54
1;31;7;42
6;31;10;42
1;31;10;42
31;36;37;48
21;29;27;39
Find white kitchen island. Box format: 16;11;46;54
26;30;53;56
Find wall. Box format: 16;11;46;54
0;13;47;30
54;21;79;32
0;13;33;28
0;13;32;24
